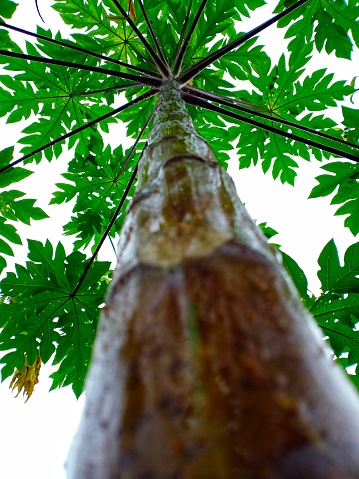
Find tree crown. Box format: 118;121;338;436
0;0;359;397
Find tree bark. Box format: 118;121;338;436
67;80;359;479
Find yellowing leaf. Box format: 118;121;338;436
127;0;136;20
108;1;136;21
9;353;42;402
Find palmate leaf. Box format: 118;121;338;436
0;146;47;272
280;242;359;390
215;36;269;82
143;0;182;66
275;0;359;58
0;239;110;397
53;0;122;37
317;239;359;294
311;240;359;391
229;42;353;183
0;0;357;402
312;294;359;328
193;69;235;98
176;0;267;75
315;315;359;390
51;135;141;251
119;94;156;137
281;69;354;113
181;0;235;69
0;43;122;163
306;238;359;390
233;117;302;185
53;0;153;67
310;162;359;235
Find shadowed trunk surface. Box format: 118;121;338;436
67;80;359;478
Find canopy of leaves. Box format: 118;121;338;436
281;239;359;390
0;0;358;396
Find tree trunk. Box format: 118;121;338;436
67;80;359;479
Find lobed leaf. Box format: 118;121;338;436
0;239;111;396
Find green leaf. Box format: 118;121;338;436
0;29;15;49
0;147;33;186
310;162;359;235
1;45;120;162
216;37;269;81
312;293;359;329
0;216;21;245
52;0;152;67
318;239;359;294
282;251;312;306
0;239;110;396
314;10;352;60
0;216;22;274
342;106;359;144
51;137;139;250
258;222;279;241
229;42;353;182
0;167;32;188
0;0;18;20
276;0;359;58
0;190;48;224
0;0;357;400
315;314;359;391
0;237;13;256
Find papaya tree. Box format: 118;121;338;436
1;0;359;476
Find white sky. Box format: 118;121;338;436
0;2;358;478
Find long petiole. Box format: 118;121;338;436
183;93;359;163
114;106;156;182
0;49;162;87
76;83;143;97
173;0;208;76
137;0;169;70
1;22;161;79
111;0;170;77
178;0;309;85
0;90;157;173
172;0;193;69
72;165;138;296
184;86;359;151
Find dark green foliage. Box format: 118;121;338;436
0;0;359;395
0;0;17;49
310;161;359;235
51;137;140;251
279;240;359;390
275;0;359;57
0;239;110;397
0;146;46;274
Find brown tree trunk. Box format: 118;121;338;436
67;80;359;478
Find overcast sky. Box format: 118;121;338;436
0;2;358;478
